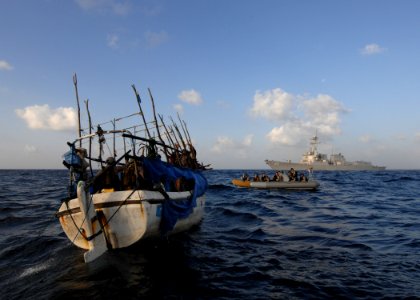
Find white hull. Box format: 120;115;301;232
265;160;386;171
232;179;319;190
250;180;319;189
57;189;205;251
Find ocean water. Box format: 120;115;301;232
0;169;419;299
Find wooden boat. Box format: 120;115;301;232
232;179;319;190
55;75;208;263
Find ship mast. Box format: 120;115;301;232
310;131;319;155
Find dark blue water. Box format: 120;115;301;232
0;169;419;299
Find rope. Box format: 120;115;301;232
101;189;138;227
80;112;142;131
64;195;89;243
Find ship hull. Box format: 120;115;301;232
265;160;386;171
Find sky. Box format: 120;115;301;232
1;0;420;169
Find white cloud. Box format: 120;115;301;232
107;33;119;49
0;60;13;71
251;88;348;146
178;89;203;105
301;94;349;136
75;0;130;15
16;104;77;131
266;122;310;146
415;132;420;142
211;134;253;158
361;43;386;55
145;30;168;48
250;88;294;121
211;136;235;153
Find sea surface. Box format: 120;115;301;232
0;169;419;299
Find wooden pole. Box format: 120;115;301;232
169;125;181;148
84;99;94;177
131;84;152;139
73;73;82;147
177;112;192;144
148;88;169;160
112;119;116;158
158;114;176;147
170;116;186;149
182;119;192;144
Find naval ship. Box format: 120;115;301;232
265;134;386;171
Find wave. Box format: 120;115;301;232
18;258;55;279
1;169;419;299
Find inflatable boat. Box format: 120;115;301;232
232;179;319;190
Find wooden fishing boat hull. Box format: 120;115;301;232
56;189;205;251
232;179;319;190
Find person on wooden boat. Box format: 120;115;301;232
94;156;122;191
121;158;135;190
75;147;89;181
121;158;149;190
106;157;121;188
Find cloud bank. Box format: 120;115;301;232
178;89;203;105
250;88;349;146
16;104;77;131
250;88;294;120
211;134;254;158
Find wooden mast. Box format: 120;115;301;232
73;73;82;148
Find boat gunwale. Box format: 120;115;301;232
56;189;195;217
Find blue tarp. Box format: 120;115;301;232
62;147;81;168
141;158;208;235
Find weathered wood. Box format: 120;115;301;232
84;99;93;177
131;84;152;139
73;73;82;147
148;88;169;161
